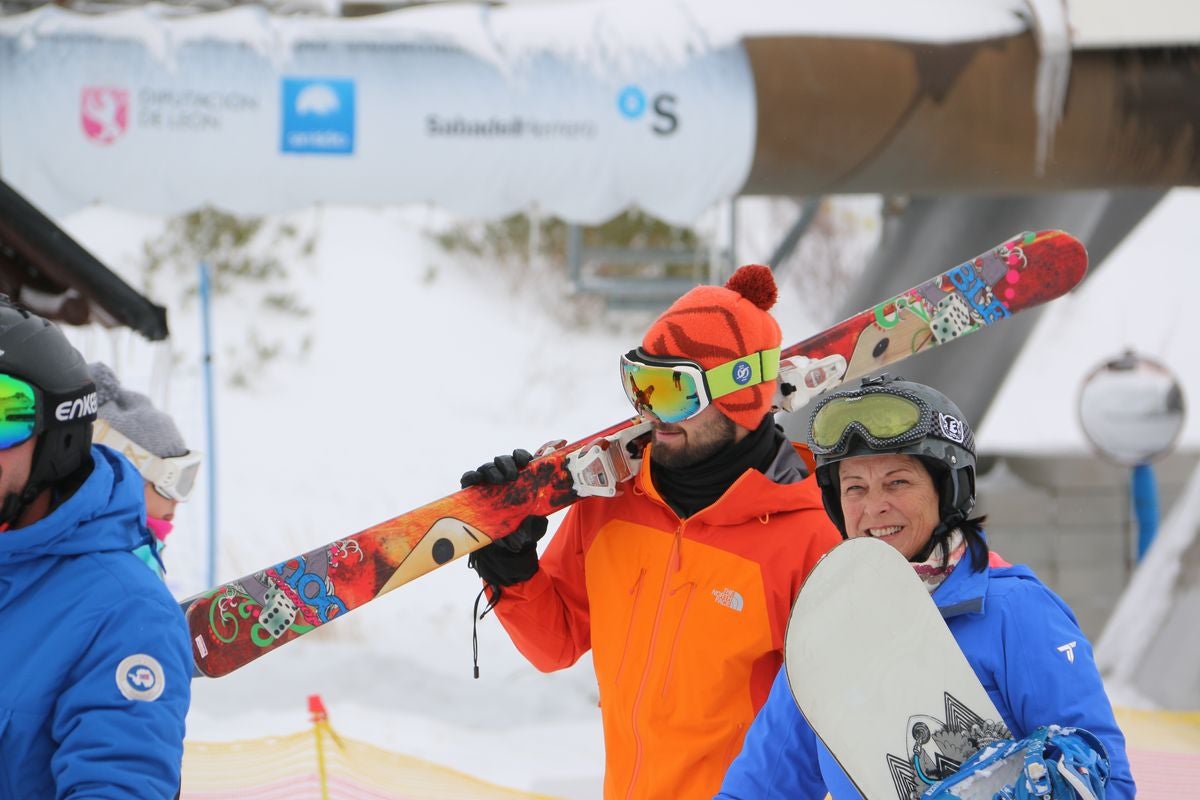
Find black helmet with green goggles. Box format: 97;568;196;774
807;374;976;539
0;296;97;522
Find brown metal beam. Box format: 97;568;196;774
743;34;1200;194
0;179;168;339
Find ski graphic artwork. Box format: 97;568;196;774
183;229;1087;678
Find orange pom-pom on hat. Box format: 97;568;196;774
641;264;783;430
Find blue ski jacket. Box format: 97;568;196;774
0;446;191;800
716;548;1136;800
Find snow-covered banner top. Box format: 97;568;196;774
0;0;1056;223
0;3;759;224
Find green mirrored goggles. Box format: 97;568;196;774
0;373;38;450
809;391;929;456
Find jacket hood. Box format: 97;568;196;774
0;445;147;568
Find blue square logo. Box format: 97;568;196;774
281;77;355;155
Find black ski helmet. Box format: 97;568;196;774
808;374;976;538
0;296;97;509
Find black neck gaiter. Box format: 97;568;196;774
651;417;785;519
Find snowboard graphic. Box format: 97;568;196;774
784;538;1012;799
184;230;1087;678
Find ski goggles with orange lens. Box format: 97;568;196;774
808;390;930;457
0;373;39;449
93;420;202;502
620;347;781;424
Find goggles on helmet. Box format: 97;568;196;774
0;373;98;450
0;373;39;450
93;420;202;502
809;390;933;457
620;347;781;424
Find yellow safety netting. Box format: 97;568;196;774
1115;707;1200;799
181;705;1200;799
1116;707;1200;751
181;719;557;800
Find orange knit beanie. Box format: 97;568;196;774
640;264;783;430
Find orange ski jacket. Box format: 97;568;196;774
492;441;842;799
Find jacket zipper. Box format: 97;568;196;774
625;522;686;800
660;580;696;698
613;569;646;689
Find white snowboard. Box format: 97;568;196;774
784;537;1014;800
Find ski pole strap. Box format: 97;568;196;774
470;583;502;680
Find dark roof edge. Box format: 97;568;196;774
0;179;169;340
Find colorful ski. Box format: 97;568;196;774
183;230;1087;678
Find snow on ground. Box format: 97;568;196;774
55;189;1200;791
61;203;620;797
57;197;859;798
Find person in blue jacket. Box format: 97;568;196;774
0;297;191;799
717;375;1135;799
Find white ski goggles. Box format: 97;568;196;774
620;347;781;423
93;420;202;502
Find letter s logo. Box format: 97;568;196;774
652;93;678;136
616;86;679;136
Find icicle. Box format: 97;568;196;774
1023;0;1073;176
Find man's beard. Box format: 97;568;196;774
650;412;739;469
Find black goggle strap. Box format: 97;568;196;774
41;385;99;431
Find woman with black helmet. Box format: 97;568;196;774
0;297;191;798
717;375;1135;799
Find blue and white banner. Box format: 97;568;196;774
0;4;756;224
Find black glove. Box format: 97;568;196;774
461;449;549;587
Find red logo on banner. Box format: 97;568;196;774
81;87;130;144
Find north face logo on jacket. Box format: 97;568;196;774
712;587;744;612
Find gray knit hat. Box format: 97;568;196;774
89;362;189;459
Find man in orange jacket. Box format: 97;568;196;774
463;265;842;799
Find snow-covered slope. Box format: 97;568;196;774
56;187;1200;793
57;198;854;797
61;204;617;796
